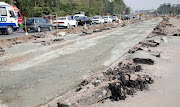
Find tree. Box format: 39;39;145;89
1;0;130;17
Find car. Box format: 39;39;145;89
177;15;180;19
23;17;52;32
103;16;112;23
76;16;92;26
73;14;85;20
121;15;130;20
0;2;19;35
112;16;119;22
53;17;78;28
92;16;104;24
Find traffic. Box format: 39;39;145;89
0;2;133;36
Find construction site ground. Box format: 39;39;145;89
1;17;179;107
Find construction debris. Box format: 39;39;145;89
50;57;154;107
139;41;159;47
133;58;154;65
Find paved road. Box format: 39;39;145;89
0;18;162;107
0;24;95;39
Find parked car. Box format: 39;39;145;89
53;17;77;28
73;14;85;20
23;17;52;32
121;15;130;20
112;16;118;22
103;16;112;23
92;16;104;24
76;16;92;26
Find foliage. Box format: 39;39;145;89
1;0;130;17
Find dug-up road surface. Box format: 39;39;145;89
0;18;162;107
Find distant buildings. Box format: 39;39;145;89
157;3;180;15
135;9;155;15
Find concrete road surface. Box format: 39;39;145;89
0;18;162;107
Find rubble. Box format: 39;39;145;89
161;37;168;43
93;29;102;32
139;41;159;47
83;30;93;35
58;32;66;37
15;40;22;44
104;27;112;30
150;51;161;57
133;58;154;65
51;57;154;107
53;38;64;42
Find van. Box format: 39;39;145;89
0;2;18;34
13;6;23;27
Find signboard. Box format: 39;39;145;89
122;11;125;15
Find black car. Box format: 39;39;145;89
23;17;53;32
76;16;92;26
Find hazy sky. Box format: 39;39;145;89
123;0;180;10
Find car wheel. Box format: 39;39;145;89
6;26;13;35
49;26;52;31
37;27;41;32
74;23;78;28
67;24;70;29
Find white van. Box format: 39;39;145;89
0;2;18;34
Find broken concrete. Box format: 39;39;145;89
133;58;154;65
139;41;159;47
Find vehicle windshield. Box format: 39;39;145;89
26;19;34;24
58;17;66;20
15;11;21;18
74;16;80;19
103;16;108;18
0;7;7;16
76;17;85;20
92;17;99;19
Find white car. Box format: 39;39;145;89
103;16;113;23
73;14;85;20
92;16;104;24
112;16;119;22
53;17;78;28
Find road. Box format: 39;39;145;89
0;24;94;39
0;18;162;107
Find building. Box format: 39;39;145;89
157;3;180;15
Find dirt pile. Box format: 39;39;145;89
39;56;154;107
149;17;180;38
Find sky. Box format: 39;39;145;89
123;0;180;10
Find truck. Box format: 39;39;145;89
0;2;19;34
